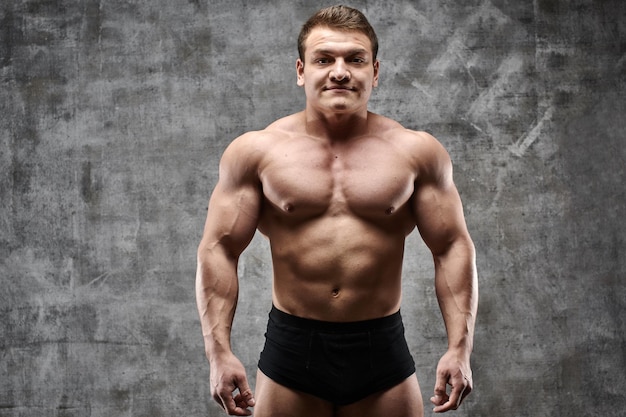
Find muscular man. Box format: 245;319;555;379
196;5;478;417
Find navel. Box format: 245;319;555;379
331;288;340;298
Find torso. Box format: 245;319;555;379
250;112;428;321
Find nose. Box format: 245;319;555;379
330;59;350;82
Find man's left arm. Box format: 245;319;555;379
411;133;478;413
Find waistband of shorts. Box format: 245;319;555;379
269;305;403;332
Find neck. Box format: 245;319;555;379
303;107;371;141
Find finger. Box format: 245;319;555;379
231;406;253;416
233;391;255;413
433;391;459;413
219;393;252;416
458;376;472;405
448;382;466;409
234;391;255;409
212;389;227;411
225;377;255;416
433;378;469;413
430;372;449;407
235;377;256;407
214;383;247;416
433;399;454;413
216;390;237;415
430;392;448;407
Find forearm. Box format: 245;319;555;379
195;245;240;361
433;235;478;355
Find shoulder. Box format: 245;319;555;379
368;113;442;146
403;130;453;184
265;112;304;133
220;131;264;168
219;115;301;178
371;115;452;182
400;129;450;162
222;115;298;163
371;114;451;167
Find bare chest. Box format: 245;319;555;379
259;138;417;219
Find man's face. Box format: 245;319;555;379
296;27;379;114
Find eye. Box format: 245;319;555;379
351;57;365;64
315;58;330;64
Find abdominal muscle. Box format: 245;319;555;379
262;214;408;322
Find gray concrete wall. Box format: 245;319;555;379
1;0;624;416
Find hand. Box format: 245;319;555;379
210;353;256;416
430;350;473;413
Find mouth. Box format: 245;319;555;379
324;86;354;91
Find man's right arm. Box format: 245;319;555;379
195;134;261;415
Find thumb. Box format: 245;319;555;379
430;372;449;406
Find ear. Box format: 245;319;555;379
296;59;305;87
372;59;380;88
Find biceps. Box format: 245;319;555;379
200;182;261;258
413;183;469;256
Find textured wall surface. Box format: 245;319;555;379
1;0;625;416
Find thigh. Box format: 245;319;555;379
337;374;424;417
253;369;335;417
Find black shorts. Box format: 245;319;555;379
258;305;416;406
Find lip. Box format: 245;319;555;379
324;86;354;91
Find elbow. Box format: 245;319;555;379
197;237;237;264
432;233;475;261
196;240;239;286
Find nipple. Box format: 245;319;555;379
385;206;395;215
284;203;294;213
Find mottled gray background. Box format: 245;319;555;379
1;0;624;416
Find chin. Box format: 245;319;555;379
326;99;356;111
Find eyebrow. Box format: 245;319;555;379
312;48;369;56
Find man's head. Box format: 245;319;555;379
298;5;379;62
